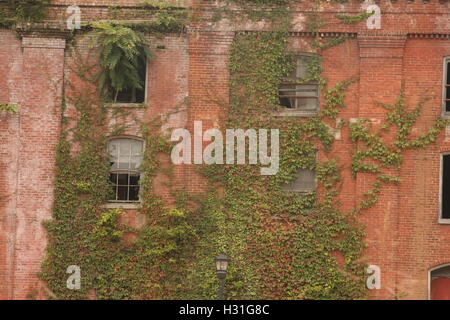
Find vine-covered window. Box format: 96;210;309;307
108;138;144;202
283;168;317;192
444;57;450;115
279;54;320;114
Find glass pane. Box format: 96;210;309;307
118;155;131;170
447;62;450;85
117;174;129;186
297;56;309;78
119;139;131;155
130;156;142;170
108;141;118;169
109;173;118;184
446;101;450;113
279;96;293;108
108;141;118;157
117;186;128;201
283;169;316;191
130;174;140;185
296;85;318;97
297;98;318;111
112;184;118;201
129;186;140;201
131;140;144;156
300;169;316;184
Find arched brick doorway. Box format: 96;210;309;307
430;264;450;300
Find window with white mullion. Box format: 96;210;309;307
108;138;144;202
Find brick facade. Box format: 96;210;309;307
1;0;450;299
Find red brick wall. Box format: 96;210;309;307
2;0;450;299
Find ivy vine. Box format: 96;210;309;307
26;0;450;300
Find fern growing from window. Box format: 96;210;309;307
94;23;153;103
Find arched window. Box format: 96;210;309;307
429;264;450;300
107;138;144;202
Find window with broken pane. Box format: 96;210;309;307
279;54;320;113
108;138;144;202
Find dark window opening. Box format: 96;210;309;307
279;55;320;113
442;155;450;219
111;59;146;104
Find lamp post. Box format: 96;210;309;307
215;253;230;300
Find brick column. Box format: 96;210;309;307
186;29;234;193
10;35;66;299
0;30;23;300
356;34;406;299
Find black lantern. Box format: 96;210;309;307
215;253;230;299
215;253;230;279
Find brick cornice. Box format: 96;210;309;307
15;22;72;40
408;33;450;39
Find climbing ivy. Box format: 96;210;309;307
182;31;367;300
349;94;449;210
336;12;374;24
0;103;19;114
0;0;49;27
36;0;449;300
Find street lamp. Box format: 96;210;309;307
215;253;230;300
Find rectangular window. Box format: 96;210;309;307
441;154;450;220
110;59;147;104
108;138;144;202
444;58;450;114
279;55;320;115
283;168;317;192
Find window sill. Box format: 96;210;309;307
438;218;450;225
105;103;147;109
274;110;318;117
103;202;142;210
